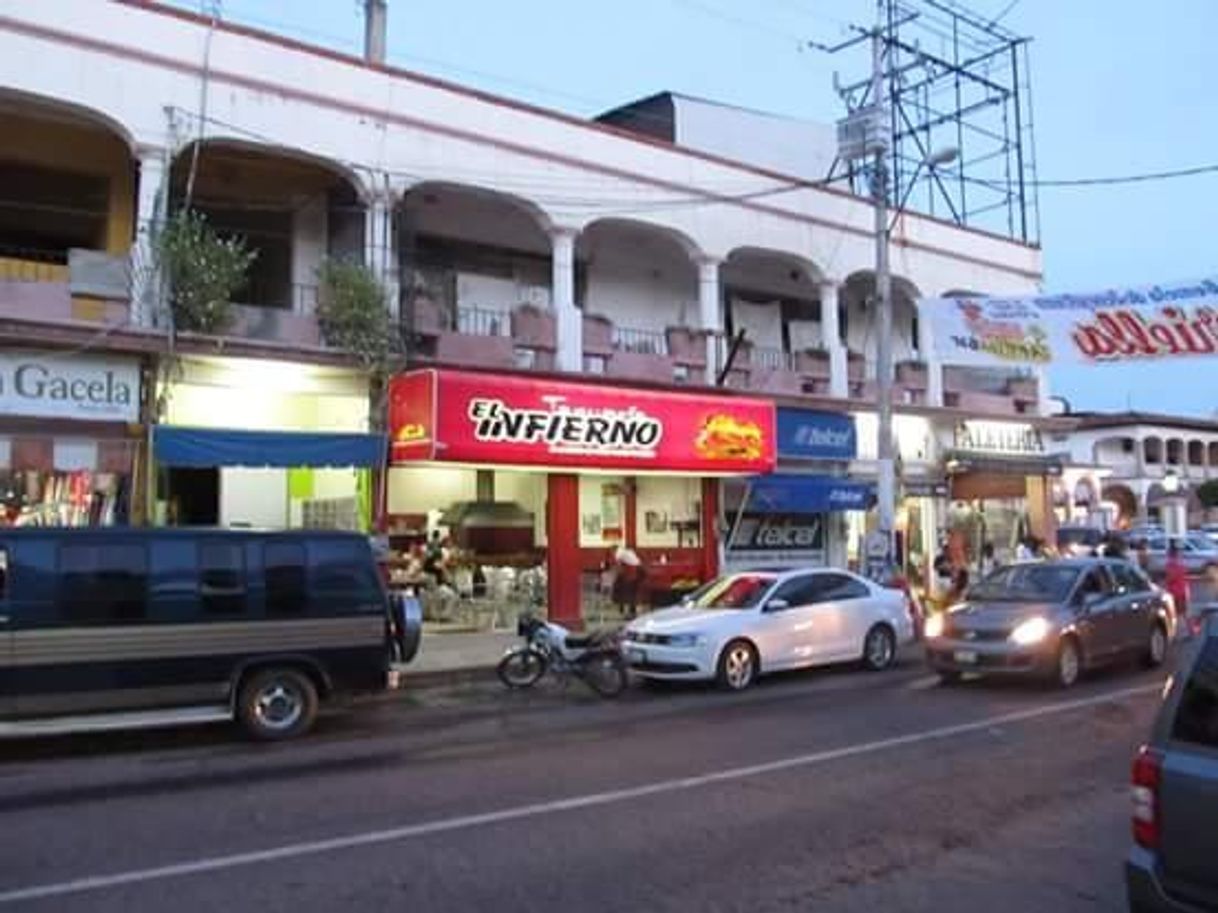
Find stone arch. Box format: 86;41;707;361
1144;437;1164;466
720;247;828;355
1102;482;1138;526
169;139;369;310
840;270;923;362
578;218;702;340
0;88;139;260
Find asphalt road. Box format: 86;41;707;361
0;653;1170;913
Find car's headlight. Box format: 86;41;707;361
665;633;704;648
1009;616;1051;646
923;613;946;639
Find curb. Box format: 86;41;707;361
394;664;498;690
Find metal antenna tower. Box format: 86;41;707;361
820;0;1039;244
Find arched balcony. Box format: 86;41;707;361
0;90;135;326
399;182;556;371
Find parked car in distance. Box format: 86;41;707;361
1143;534;1218;578
621;568;914;691
1198;523;1218;546
1057;525;1107;557
924;558;1173;688
1126;617;1218;912
0;528;418;741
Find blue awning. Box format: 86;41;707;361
153;427;386;469
747;474;875;513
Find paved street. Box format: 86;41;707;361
0;655;1167;913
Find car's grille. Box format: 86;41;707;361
622;631;669;645
945;626;1009;643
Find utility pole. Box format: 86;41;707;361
870;12;896;576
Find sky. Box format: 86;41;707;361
171;0;1218;417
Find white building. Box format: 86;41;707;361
1061;412;1218;532
0;0;1051;543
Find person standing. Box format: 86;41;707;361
612;543;644;618
1165;540;1190;627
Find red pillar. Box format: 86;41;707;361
700;476;720;582
546;473;582;628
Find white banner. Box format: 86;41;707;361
919;277;1218;367
0;351;141;422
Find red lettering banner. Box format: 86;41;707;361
388;370;776;474
919;278;1218;367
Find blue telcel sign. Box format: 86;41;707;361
776;408;857;461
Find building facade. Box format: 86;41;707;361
1061;413;1218;533
0;1;1056;616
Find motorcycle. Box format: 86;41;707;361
496;615;628;698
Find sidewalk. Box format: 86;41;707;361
397;626;518;685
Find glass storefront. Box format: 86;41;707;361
154;356;375;530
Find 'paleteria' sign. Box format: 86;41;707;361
388;369;776;474
0;352;140;422
919;277;1218;367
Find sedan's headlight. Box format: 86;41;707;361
665;633;704;648
923;613;946;639
1009;616;1051;646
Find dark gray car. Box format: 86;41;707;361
924;558;1174;688
1126;617;1218;912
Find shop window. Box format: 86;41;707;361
265;543;307;617
199;543;246;616
58;543;147;624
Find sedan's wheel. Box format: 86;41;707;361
716;640;758;691
862;624;897;671
1054;638;1082;689
1143;623;1168;668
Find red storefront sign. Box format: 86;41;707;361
388;370;776;474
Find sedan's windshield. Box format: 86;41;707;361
968;564;1081;603
689;574;776;610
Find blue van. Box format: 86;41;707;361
0;528;419;740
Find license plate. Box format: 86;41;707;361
954;650;978;664
627;648;647;664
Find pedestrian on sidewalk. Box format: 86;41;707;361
1165;540;1190;626
612;543;645;619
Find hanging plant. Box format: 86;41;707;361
158;209;256;334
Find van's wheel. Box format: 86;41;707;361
237;668;319;741
1143;622;1169;669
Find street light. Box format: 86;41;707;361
1163;469;1181;495
873;136;960;576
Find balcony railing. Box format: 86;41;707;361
750;346;795;371
0;245;70;282
612;326;668;356
456;304;510;337
234;281;319;314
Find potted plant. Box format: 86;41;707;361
158;209;256;334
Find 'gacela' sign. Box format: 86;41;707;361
0;352;140;422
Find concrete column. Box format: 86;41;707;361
917;302;944;407
131;145;168;328
697;257;722;384
550;228;581;372
291;194;327;314
820;281;848;399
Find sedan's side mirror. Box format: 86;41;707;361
764;598;790;613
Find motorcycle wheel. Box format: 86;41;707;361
497;648;548;689
581;652;628;699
